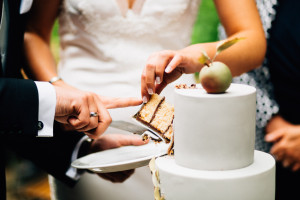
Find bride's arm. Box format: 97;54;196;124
24;0;65;86
141;0;266;101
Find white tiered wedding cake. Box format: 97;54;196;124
155;83;275;200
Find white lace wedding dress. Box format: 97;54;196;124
49;0;201;200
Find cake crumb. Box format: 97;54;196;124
175;83;197;89
142;134;149;141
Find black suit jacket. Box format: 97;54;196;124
0;1;84;199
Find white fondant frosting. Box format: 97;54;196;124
154;83;275;199
156;151;275;200
174;84;257;170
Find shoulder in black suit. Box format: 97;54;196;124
0;0;39;136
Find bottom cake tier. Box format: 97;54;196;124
155;150;275;200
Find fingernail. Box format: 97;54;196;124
155;77;161;84
148;88;153;95
165;66;171;73
143;96;148;103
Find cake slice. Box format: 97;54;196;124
150;101;174;136
135;93;174;142
136;93;164;124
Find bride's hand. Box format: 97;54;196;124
141;50;199;103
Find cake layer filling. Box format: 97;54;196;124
136;94;164;123
150;101;174;135
135;94;174;142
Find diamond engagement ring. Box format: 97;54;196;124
90;112;98;117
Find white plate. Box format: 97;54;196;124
71;141;169;173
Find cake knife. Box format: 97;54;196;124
110;120;163;141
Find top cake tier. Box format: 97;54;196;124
174;83;256;171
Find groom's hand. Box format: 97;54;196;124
89;134;149;183
54;85;142;139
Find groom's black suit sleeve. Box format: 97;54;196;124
0;79;84;185
5;125;86;186
0;78;39;136
0;78;84;186
0;2;85;199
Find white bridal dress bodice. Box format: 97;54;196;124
50;0;201;200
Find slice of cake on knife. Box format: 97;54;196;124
134;93;174;143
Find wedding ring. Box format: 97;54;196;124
90;112;98;117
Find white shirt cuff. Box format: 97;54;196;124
35;81;56;137
66;135;91;180
19;0;33;14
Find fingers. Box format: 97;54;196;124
141;51;176;102
145;63;156;96
274;149;300;171
60;90;112;139
270;142;284;159
68;93;99;132
282;159;294;168
85;99;112;139
292;162;300;171
155;79;168;95
74;95;99;133
277;157;300;171
117;134;149;147
265;128;285;143
266;115;292;133
54;85;145;139
141;67;150;103
99;96;143;109
165;54;184;73
86;96;100;129
90;134;148;153
67;97;91;129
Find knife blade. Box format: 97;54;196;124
110;120;163;141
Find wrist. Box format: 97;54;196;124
49;76;62;84
52;80;65;87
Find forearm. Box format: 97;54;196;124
179;0;266;77
23;0;61;82
5;125;85;186
179;30;266;77
24;31;58;81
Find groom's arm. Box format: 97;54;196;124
0;78;56;137
6;126;149;186
0;78;39;136
5;124;85;186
